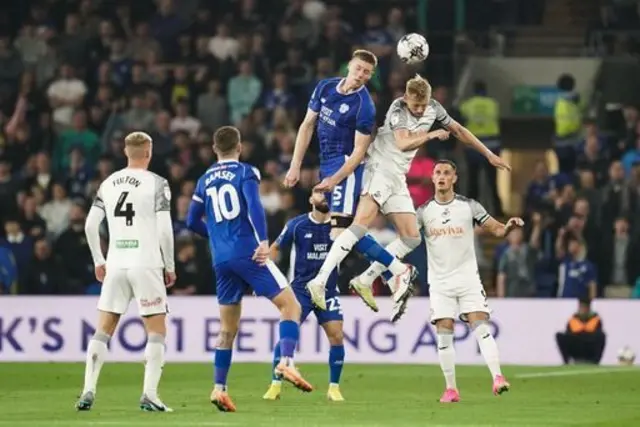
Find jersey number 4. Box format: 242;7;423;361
206;184;241;223
115;191;136;226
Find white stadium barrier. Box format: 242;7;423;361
0;297;638;365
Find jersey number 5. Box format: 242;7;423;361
115;191;136;226
206;184;241;223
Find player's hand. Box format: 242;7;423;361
428;129;450;141
506;217;525;229
164;271;177;288
313;177;337;193
252;241;270;266
488;153;512;171
283;167;300;188
95;264;106;283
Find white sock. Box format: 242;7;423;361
359;238;413;286
143;333;165;399
82;332;110;394
437;330;457;389
473;321;502;378
316;228;360;282
387;258;407;277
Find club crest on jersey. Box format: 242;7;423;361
339;103;350;114
442;208;451;218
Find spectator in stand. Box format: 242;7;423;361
227;60;262;124
496;227;538;298
53;109;100;173
622;136;640;177
46;64;87;129
23;238;65;294
576;134;609;187
556;232;597;299
172;237;202;296
600;217;639;298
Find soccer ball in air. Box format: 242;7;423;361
618;346;635;366
397;33;429;65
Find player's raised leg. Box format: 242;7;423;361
466;310;509;395
76;310;118;410
210;302;240;412
308;194;415;310
351;210;421;321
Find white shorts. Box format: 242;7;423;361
429;285;491;324
362;166;415;216
98;268;168;316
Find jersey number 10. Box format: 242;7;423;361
206;184;241;223
115;191;136;226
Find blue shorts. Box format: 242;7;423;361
320;157;364;216
215;258;288;305
294;286;343;325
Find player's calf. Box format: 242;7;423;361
435;320;458;399
467;313;508;394
323;321;345;401
141;314;168;405
271;289;313;392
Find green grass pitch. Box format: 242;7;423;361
1;363;639;426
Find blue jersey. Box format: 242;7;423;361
191;160;268;265
275;213;338;291
309;77;376;163
558;258;596;298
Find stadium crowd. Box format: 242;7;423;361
0;0;638;300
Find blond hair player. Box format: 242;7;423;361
77;131;176;412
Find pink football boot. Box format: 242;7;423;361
492;374;510;395
439;388;460;403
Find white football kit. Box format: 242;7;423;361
417;194;492;323
363;97;452;215
85;168;175;316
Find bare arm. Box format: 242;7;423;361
555;228;567;259
327;130;371;185
290;109;318;170
394;128;449;152
269;243;280;261
481;216;524;238
445;119;493;158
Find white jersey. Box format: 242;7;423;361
367;97;452;177
417;194;490;289
93;168;171;269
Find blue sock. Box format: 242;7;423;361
355;234;395;267
329;345;345;384
279;320;299;358
214;348;232;388
271;341;282;381
382;270;393;282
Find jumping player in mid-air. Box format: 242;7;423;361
284;49;415;313
263;193;346;402
418;159;522;402
187;126;312;412
307;75;511;321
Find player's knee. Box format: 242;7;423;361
276;289;301;320
97;311;120;336
142;313;167;336
400;236;421;251
328;330;344;346
471;320;492;339
330;215;355;241
435;318;454;330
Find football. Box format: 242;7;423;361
618;346;636;366
397;33;429;64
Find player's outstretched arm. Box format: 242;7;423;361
481;216;525;238
84;204;106;267
445;120;511;171
394;128;450;152
285;108;318;187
